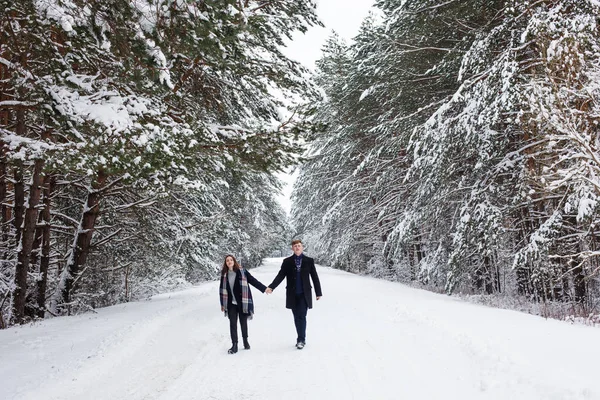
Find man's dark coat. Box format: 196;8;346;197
269;255;322;309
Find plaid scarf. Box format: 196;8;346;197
220;274;229;315
220;268;254;319
240;268;253;319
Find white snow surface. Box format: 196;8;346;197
2;258;600;400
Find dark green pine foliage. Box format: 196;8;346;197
379;0;508;290
0;0;321;324
294;0;600;313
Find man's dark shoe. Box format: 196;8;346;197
296;341;305;349
243;339;251;350
228;343;238;354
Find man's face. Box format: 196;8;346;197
292;242;303;256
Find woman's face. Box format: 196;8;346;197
226;256;235;269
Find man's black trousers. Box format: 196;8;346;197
292;294;308;343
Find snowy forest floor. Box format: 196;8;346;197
3;258;600;400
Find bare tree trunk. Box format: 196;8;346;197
13;158;43;323
413;232;425;281
10;104;26;323
572;260;586;304
0;144;8;261
483;255;494;294
405;247;415;281
125;263;130;302
13;165;24;246
52;170;107;314
415;240;424;264
515;207;534;297
0;150;8;326
30;213;43;270
0;290;8;329
26;208;44;319
0;52;9;254
494;259;501;293
36;174;55;318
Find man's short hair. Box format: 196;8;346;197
291;239;303;246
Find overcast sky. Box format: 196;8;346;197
283;0;376;70
276;0;376;215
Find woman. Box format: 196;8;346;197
219;255;267;354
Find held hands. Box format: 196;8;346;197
265;287;273;294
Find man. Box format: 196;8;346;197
266;239;322;349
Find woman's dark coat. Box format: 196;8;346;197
269;255;322;309
219;269;266;314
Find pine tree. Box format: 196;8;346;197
294;0;600;312
1;0;321;324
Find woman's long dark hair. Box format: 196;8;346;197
221;254;241;276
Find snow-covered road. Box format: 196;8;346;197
2;258;600;400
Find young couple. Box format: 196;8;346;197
219;239;323;354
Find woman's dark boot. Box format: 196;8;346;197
243;338;251;350
228;342;238;354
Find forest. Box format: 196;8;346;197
2;0;599;328
0;0;318;327
293;0;600;320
